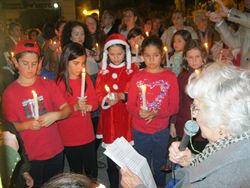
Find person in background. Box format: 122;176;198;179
2;39;71;187
28;28;41;42
193;9;220;55
208;0;250;68
151;17;164;38
143;18;153;36
167;29;192;75
101;10;119;39
161;10;197;52
96;33;138;188
61;21;86;49
120;8;141;38
127;36;179;187
56;43;98;178
127;27;146;69
170;39;208;153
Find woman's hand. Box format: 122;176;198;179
120;167;144;188
169;141;192;167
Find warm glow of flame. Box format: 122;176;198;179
82;68;86;74
105;84;110;93
195;69;200;75
10;51;14;57
163;46;168;52
32;90;37;97
204;42;208;49
145;32;149;37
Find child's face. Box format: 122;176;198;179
186;49;204;70
173;34;186;52
15;53;39;79
143;45;162;71
70;26;85;45
68;55;86;79
108;45;125;65
128;35;144;49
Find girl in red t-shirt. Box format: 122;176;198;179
56;42;98;178
127;36;179;187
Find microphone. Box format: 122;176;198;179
178;120;199;151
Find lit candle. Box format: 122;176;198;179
10;51;14;57
195;69;200;75
53;40;57;45
135;44;139;62
163;46;169;67
145;31;149;37
32;90;39;120
81;68;86;98
96;43;99;49
105;84;115;100
204;42;209;54
140;85;147;110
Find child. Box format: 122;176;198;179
167;30;192;75
56;42;98;178
161;10;197;52
127;27;146;69
127;36;179;187
170;39;208;153
95;33;138;188
2;39;71;187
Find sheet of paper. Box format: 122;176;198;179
104;137;157;188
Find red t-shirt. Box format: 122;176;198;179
57;75;98;146
2;77;65;160
127;69;179;134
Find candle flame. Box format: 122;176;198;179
53;41;57;45
135;44;139;48
10;51;14;57
195;69;200;75
204;42;208;49
104;84;110;93
145;31;149;37
96;43;99;48
163;46;168;53
32;90;37;97
43;77;47;79
82;68;86;74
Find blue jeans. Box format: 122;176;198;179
30;152;64;187
133;128;169;187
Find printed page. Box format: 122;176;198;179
104;137;157;188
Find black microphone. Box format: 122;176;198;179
178;120;199;151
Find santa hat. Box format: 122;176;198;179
15;39;40;56
101;33;132;75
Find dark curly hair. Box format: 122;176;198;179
61;21;87;49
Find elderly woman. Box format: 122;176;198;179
121;62;250;188
168;62;250;187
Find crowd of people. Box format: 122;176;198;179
0;0;250;187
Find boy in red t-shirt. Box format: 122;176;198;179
2;39;71;187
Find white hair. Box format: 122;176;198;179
186;62;250;136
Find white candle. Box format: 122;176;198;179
163;46;169;67
81;68;86;98
32;90;39;120
140;85;147;110
135;44;139;62
204;42;209;54
105;84;115;100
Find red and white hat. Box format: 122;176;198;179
101;33;132;75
